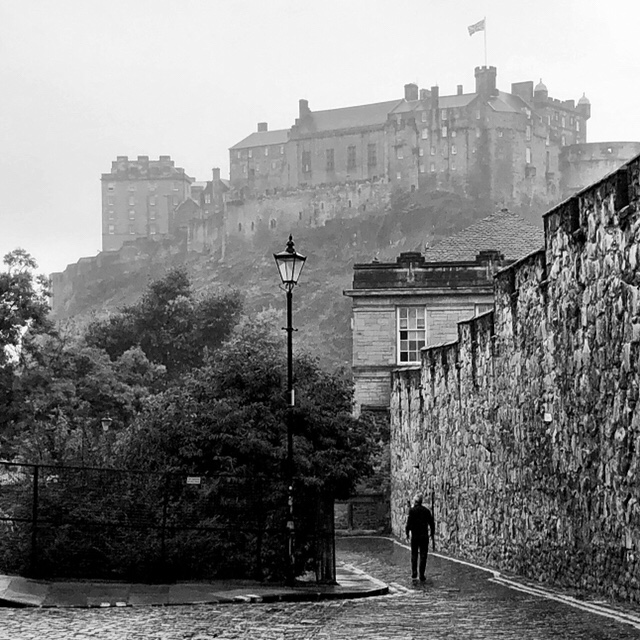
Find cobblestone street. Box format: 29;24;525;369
2;537;640;640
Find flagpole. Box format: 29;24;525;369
483;16;487;66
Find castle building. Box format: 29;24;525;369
229;67;593;207
101;155;194;252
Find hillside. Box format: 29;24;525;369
54;189;546;372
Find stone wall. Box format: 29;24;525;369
390;154;640;602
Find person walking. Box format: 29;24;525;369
405;493;435;582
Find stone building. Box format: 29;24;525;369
229;66;595;207
344;209;544;415
389;152;640;603
101;156;194;252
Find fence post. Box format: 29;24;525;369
160;473;170;578
30;465;39;577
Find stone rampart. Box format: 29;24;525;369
391;153;640;602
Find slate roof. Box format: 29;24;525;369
230;129;289;150
305;100;402;132
488;91;528;114
424;209;544;263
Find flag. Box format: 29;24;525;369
468;18;485;36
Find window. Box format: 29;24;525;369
251;221;255;230
271;161;277;169
430;163;436;172
451;144;457;155
129;224;136;235
108;210;114;219
526;147;532;164
270;219;277;229
204;194;211;204
441;110;447;120
526;125;532;142
442;126;448;138
451;160;456;171
149;195;156;205
128;184;136;191
561;135;566;146
347;146;356;170
442;144;448;157
398;307;426;363
280;145;284;154
149;183;157;192
128;196;135;206
128;209;135;220
248;150;253;158
108;224;115;234
173;195;179;205
421;111;427;122
498;130;503;138
150;224;157;235
107;196;114;205
476;110;481;120
421;128;428;140
419;148;424;157
561;116;566;128
396;147;403;160
238;223;242;232
264;147;269;156
237;151;241;159
476;128;481;138
243;165;248;175
430;147;436;156
576;120;581;132
326;148;335;171
107;182;115;191
302;151;311;173
451;130;456;138
150;209;156;220
419;163;425;173
396;115;402;126
396;171;402;180
367;144;377;167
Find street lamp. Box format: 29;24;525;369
101;417;113;433
273;234;306;584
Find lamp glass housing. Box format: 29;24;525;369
274;236;306;287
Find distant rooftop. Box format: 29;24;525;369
302;100;402;133
425;209;544;263
230;129;289;150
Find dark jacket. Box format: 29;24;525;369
405;504;435;540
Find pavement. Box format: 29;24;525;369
3;537;640;639
0;562;388;608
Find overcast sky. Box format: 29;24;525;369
2;0;639;276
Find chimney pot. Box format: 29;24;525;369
404;83;419;101
457;84;463;95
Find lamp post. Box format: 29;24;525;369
273;235;306;585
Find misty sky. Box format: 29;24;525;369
2;0;639;276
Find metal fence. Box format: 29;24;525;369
0;461;334;583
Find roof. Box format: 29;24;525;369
488;91;527;114
439;93;477;109
230;129;289;150
424;209;544;263
303;100;402;133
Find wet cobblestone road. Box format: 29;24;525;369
2;536;640;639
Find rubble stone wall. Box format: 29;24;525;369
390;155;640;602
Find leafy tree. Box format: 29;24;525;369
84;268;242;376
118;316;373;497
0;249;51;366
6;333;164;464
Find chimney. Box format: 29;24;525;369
511;81;534;103
299;99;311;120
457;84;463;95
257;122;268;132
430;85;439;111
404;83;419;101
212;167;221;182
475;66;498;99
419;88;430;100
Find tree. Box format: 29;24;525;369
0;249;51;367
84;267;242;377
118;316;374;495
